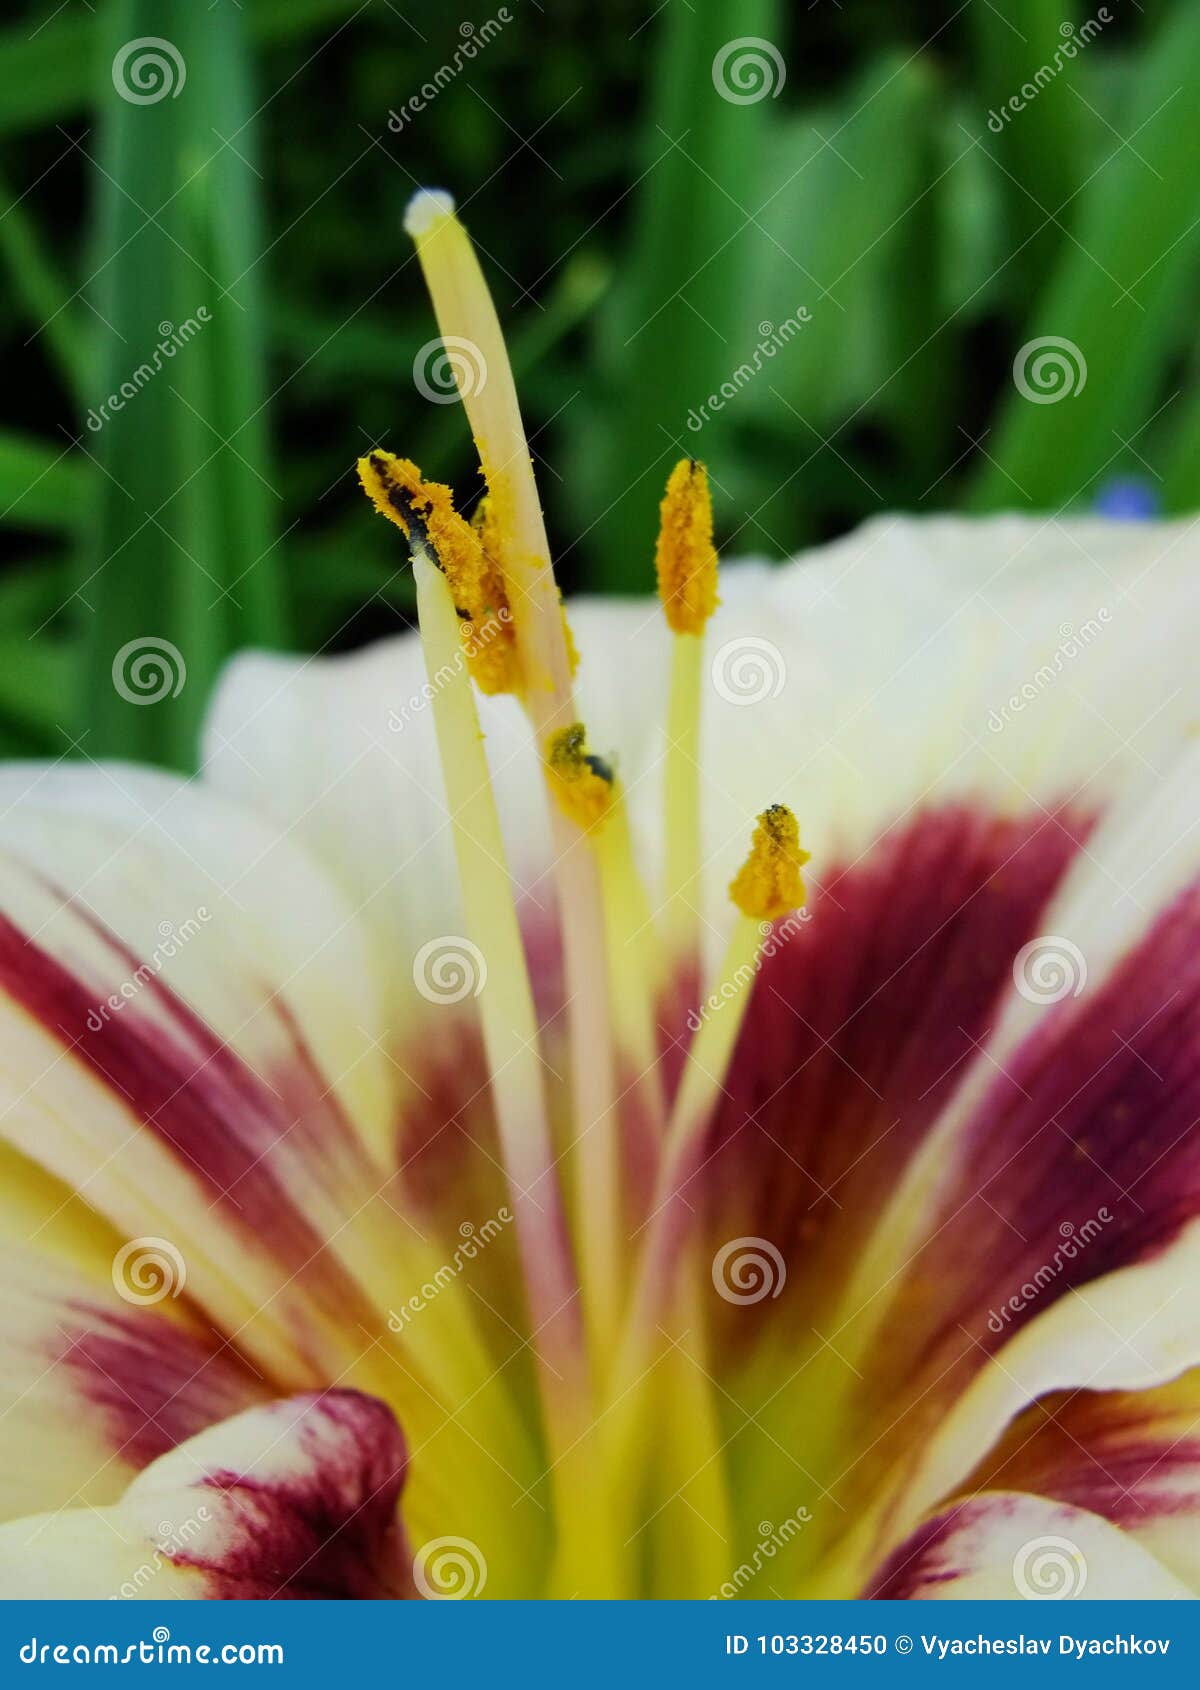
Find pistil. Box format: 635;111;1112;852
405;190;622;1362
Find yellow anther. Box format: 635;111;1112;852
545;723;615;832
358;451;518;694
729;805;809;922
655;459;719;635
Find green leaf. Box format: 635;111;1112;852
744;52;939;429
0;0;363;138
970;4;1200;510
0;432;92;533
968;0;1083;307
0;634;74;744
0;169;87;397
82;0;286;770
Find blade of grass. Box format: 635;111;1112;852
0;432;92;532
83;0;286;769
0;0;364;138
0;169;87;400
0;633;74;744
970;3;1200;510
576;0;780;587
968;0;1082;307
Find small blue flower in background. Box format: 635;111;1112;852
1093;476;1160;521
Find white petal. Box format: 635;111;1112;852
203;514;1200;988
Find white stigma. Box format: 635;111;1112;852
403;188;457;237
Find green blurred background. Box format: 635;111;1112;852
2;0;1198;768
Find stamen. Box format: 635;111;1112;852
657;460;719;958
591;796;735;1591
593;794;666;1139
545;723;615;833
377;471;590;1472
616;808;808;1368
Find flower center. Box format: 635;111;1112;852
358;188;809;1595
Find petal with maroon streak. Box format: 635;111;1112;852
0;1391;413;1599
867;1490;1193;1599
785;743;1200;1587
962;1369;1200;1591
0;1141;265;1521
698;800;1095;1352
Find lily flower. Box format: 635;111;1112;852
3;188;1200;1601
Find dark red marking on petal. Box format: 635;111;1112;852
864;1495;1009;1597
170;1391;413;1599
0;904;371;1314
879;876;1200;1399
805;855;1200;1546
56;1304;267;1469
963;1384;1200;1532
